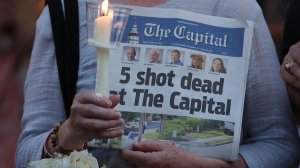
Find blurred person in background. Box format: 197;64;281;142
0;1;22;168
0;20;23;168
0;0;43;167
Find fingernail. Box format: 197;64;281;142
99;96;112;106
118;111;122;117
96;93;102;97
96;93;102;104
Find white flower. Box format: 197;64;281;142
27;150;99;168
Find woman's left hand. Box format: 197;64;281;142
122;141;248;168
122;141;190;168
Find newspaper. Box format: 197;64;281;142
94;5;254;161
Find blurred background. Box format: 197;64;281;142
0;0;291;167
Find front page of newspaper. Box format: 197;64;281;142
95;6;254;161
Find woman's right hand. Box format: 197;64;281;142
280;41;300;90
280;41;300;119
57;91;123;151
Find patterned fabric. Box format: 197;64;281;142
16;0;300;168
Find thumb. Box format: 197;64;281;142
109;95;120;108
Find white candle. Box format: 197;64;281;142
96;48;110;97
94;0;113;97
94;10;113;47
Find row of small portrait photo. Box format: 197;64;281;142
122;46;227;74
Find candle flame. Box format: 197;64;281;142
101;0;109;16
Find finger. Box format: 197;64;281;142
75;91;113;108
280;66;294;83
98;94;113;108
80;118;124;131
109;95;120;108
132;141;169;152
281;64;300;89
74;128;124;143
284;42;300;79
78;104;121;120
281;55;295;79
289;61;300;79
122;149;149;164
289;41;300;64
94;128;124;139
